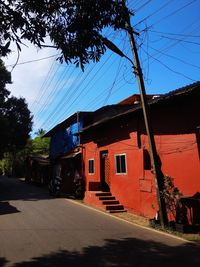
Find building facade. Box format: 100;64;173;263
81;82;200;222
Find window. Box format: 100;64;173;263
115;154;127;174
88;159;94;174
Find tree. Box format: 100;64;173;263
5;96;33;153
0;59;33;175
0;59;12;156
0;59;33;157
0;0;129;69
31;129;50;155
0;59;11;99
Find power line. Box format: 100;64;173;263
102;38;127;105
53;57;113;124
39;64;95;130
38;33;127;130
148;45;200;70
159;36;200;46
33;63;62;114
38;69;84;129
62;38;128;116
30;58;57;110
134;0;174;27
142;47;196;82
6;54;58;68
148;29;200;38
141;19;200;67
135;0;153;12
147;0;198;29
34;65;76;118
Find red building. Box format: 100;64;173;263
81;82;200;223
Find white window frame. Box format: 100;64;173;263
115;153;127;175
88;159;95;175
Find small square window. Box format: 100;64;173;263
115;154;127;174
88;159;94;174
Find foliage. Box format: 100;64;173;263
0;59;33;156
0;59;11;100
31;130;50;156
0;0;130;70
0;130;49;177
4;96;33;152
160;175;183;220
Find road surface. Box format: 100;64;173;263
0;176;199;267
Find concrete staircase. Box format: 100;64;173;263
95;192;127;213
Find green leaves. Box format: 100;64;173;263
0;59;32;156
0;0;130;69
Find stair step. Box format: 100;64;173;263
102;200;119;205
95;192;112;197
106;204;124;211
99;196;116;201
107;209;127;213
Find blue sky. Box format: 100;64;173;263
4;0;200;135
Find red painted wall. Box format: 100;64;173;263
82;95;200;219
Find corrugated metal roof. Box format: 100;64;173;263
80;81;200;133
118;94;155;105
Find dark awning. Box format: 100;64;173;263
61;151;81;159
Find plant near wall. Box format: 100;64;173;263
160;175;183;222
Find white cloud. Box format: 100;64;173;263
4;41;57;110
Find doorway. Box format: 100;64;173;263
100;150;110;192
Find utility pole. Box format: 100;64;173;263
123;2;168;228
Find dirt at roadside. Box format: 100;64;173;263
113;211;149;227
111;211;200;242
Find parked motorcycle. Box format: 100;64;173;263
49;175;62;197
73;176;85;199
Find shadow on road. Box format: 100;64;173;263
0;201;20;215
0;237;197;267
0;176;51;202
0;258;8;267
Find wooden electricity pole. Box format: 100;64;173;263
123;3;168;228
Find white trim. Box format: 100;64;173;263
88;158;95;175
114;153;127;175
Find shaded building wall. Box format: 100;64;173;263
60;155;83;195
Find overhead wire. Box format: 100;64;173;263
134;0;153;12
146;0;198;30
158;36;200;46
32;62;62;113
148;29;200;38
36;28;115;130
134;0;175;27
30;57;57;110
61;35;129;116
53;53;114;124
5;54;58;68
39;28;130;130
147;45;200;70
34;65;77;118
95;37;127;107
141;47;196;82
38;69;85;129
141;19;200;65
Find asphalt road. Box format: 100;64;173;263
0;176;199;267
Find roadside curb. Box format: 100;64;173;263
65;198;192;243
